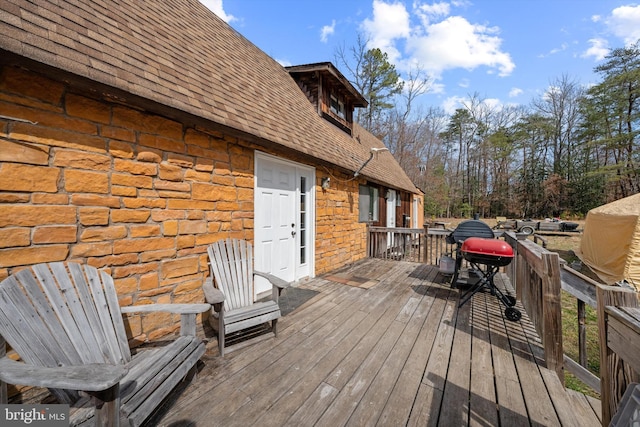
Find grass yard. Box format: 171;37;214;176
560;289;600;397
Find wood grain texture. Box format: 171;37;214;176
598;286;640;426
0;262;206;427
154;259;600;427
207;238;290;356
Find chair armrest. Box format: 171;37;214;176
203;277;225;305
255;271;291;290
121;302;209;337
120;303;210;315
0;357;127;391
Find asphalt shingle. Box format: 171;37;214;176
0;0;419;193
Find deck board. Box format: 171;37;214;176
379;282;452;425
152;259;601;427
439;298;471;426
469;293;500;427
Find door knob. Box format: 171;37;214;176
291;230;296;236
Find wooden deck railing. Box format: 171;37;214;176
503;231;640;425
597;284;639;426
503;232;564;382
559;265;600;392
367;227;429;262
503;233;602;389
425;229;454;265
368;225;640;424
366;226;456;265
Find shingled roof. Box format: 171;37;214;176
0;0;419;193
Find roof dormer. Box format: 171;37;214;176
286;62;367;135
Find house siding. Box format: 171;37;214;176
316;171;368;273
0;65;369;340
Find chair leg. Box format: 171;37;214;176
91;383;120;427
218;319;225;357
212;303;226;357
272;318;278;337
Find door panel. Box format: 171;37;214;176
256;159;296;289
386;189;397;228
386;189;397;247
255;153;315;295
296;171;313;279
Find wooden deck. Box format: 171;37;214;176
152;259;601;427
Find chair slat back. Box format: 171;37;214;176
0;263;131;371
208;239;254;311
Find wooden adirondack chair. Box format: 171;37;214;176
204;238;290;356
0;262;210;427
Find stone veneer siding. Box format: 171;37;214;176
0;65;368;342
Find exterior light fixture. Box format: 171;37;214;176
321;177;330;189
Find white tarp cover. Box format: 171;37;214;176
579;193;640;290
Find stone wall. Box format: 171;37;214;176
0;64;368;341
315;171;368;274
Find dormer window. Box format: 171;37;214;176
330;94;345;120
286;63;367;135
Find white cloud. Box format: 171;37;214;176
581;38;609;61
415;2;450;26
482;98;501;110
430;82;446;94
320;20;336;43
199;0;235;23
406;16;515;78
549;43;568;55
451;0;472;8
591;14;601;23
509;87;523;98
361;0;411;63
359;1;514;95
606;5;640;45
442;95;466;115
538;42;575;59
458;78;470;88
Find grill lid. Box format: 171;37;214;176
461;237;514;258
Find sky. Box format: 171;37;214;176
200;0;640;114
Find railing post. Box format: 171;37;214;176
597;284;639;426
423;225;428;263
515;241;527;302
578;299;587;367
541;251;564;383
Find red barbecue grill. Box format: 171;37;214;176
458;237;521;321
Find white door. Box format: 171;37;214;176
386;189;396;247
255;153;314;294
413;197;419;228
